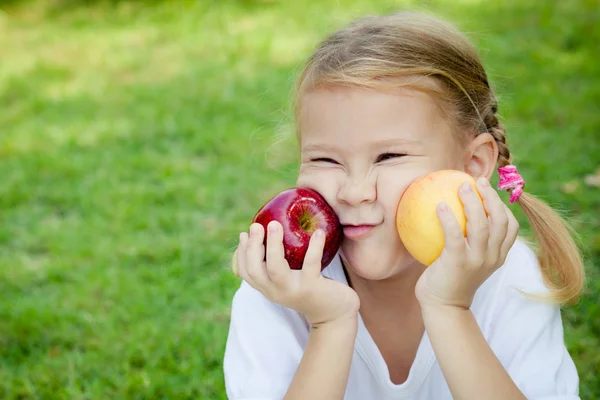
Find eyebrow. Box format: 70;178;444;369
302;138;420;153
302;143;338;153
373;138;421;149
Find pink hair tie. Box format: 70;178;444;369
497;165;525;203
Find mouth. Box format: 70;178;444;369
342;224;378;240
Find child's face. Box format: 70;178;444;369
296;85;467;280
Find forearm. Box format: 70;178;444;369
422;306;526;400
284;317;358;400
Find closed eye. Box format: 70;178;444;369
310;157;339;164
376;153;406;162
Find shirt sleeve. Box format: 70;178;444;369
223;281;310;400
487;242;580;400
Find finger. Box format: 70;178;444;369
265;221;291;284
245;223;271;287
459;181;489;261
476;177;509;258
301;229;326;279
500;204;520;259
437;201;466;257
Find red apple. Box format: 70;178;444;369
252;188;342;270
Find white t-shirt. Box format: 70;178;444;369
223;239;580;399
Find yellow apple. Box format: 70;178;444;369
396;170;483;266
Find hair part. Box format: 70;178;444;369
293;11;585;304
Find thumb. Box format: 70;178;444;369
302;229;326;278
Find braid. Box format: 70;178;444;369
483;101;512;167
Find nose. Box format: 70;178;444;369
336;175;377;206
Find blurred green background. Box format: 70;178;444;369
1;0;598;398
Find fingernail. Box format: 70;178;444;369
460;182;473;193
268;221;277;233
438;202;448;212
314;229;323;239
478;177;489;187
250;224;261;235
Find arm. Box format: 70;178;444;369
415;178;579;399
285;317;358;400
226;221;360;399
414;178;541;399
224;281;358;400
422;305;526;400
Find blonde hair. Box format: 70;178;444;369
292;12;585;304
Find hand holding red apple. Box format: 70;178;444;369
232;187;359;326
235;220;360;326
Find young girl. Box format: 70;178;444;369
224;11;585;400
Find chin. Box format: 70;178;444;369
340;241;417;281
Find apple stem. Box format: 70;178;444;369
299;210;313;232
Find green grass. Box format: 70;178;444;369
1;0;599;398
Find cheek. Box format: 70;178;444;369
377;167;426;211
296;169;340;205
378;160;459;205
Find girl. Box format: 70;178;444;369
224;11;585;400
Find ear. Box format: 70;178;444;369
464;133;498;180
